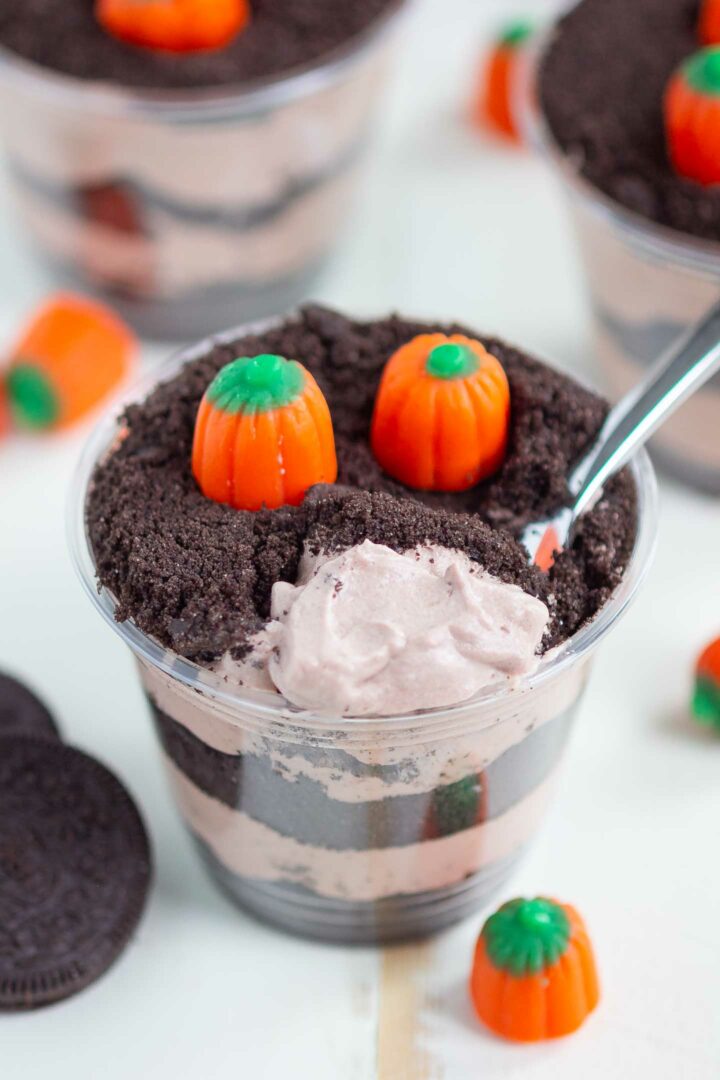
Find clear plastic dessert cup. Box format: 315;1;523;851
0;6;402;341
69;327;658;944
527;36;720;495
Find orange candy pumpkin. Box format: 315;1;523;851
470;897;600;1042
665;48;720;185
371;334;510;492
96;0;251;53
473;21;534;142
6;294;136;431
700;0;720;45
192;353;337;512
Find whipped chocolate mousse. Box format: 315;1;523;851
263;541;550;716
540;0;720;242
84;305;639;939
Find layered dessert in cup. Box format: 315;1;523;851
0;1;402;340
534;0;720;494
70;305;657;944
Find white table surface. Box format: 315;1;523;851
1;1;720;1077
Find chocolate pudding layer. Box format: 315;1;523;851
0;0;396;89
539;0;720;243
148;692;576;941
137;649;587;940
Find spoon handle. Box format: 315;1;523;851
570;298;720;518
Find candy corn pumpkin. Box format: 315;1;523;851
192;353;337;512
371;334;510;492
473;21;533;142
692;635;720;729
6;294;136;431
470;897;600;1042
96;0;251;53
700;0;720;45
665;47;720;185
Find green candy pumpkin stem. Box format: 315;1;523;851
425;343;479;381
693;676;720;728
206;353;306;415
499;19;534;50
684;46;720;96
483;897;571;976
6;363;59;430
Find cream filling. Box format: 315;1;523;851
165;756;558;902
262;542;550;717
0;48;388;203
565;200;720;472
571;198;720;323
13;169;357;296
140;655;588;803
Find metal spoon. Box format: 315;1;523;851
521;299;720;569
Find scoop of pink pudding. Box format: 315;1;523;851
239;541;550;716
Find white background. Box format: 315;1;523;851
1;1;720;1077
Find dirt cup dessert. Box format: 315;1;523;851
536;0;720;494
0;1;402;340
71;305;657;944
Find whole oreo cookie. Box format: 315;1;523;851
0;738;152;1010
0;672;61;742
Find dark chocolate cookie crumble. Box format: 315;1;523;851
0;0;397;90
86;305;637;665
539;0;720;242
